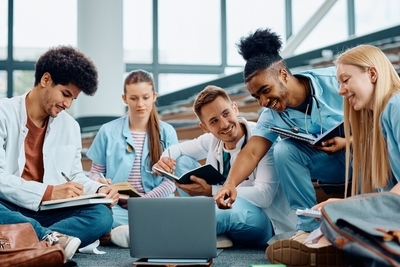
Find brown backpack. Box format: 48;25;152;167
0;222;65;267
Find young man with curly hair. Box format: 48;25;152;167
0;46;119;260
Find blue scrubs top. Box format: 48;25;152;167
380;93;400;190
253;66;343;144
86;115;178;192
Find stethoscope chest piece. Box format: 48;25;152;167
126;144;134;153
291;126;299;133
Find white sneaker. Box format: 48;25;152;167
217;234;233;248
111;225;130;248
44;232;81;259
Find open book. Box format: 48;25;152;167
269;121;344;146
109;182;141;198
40;193;112;210
153;164;226;185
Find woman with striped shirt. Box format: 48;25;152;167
86;69;178;247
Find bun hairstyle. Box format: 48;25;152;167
236;28;285;82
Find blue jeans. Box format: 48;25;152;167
273;138;346;232
0;199;113;247
175;156;274;246
0;202;51;239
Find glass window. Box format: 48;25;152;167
158;73;219;96
0;0;7;60
293;0;347;55
158;0;221;65
13;0;77;61
292;0;325;36
226;0;285;66
0;71;6;99
123;0;153;63
224;67;243;76
355;0;400;36
13;70;34;97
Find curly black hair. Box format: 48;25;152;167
34;46;98;96
237;28;288;82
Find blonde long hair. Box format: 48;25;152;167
335;44;400;195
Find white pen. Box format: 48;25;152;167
167;149;174;174
99;173;109;184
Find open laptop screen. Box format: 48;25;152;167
128;197;217;260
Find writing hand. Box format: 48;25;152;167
98;174;111;185
153;157;176;175
52;182;84;199
98;187;119;207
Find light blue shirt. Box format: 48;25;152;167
380;93;400;190
254;66;343;143
86;115;178;192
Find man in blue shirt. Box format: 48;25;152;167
214;28;347;266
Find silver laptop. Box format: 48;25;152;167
128;197;217;261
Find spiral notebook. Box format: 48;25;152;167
269;121;344;146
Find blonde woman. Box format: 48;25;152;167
336;44;400;196
314;44;400;209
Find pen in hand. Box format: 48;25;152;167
61;172;71;182
99;173;110;185
167;149;174;175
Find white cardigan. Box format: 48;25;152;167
0;92;104;211
162;117;297;235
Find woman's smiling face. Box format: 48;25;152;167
337;63;376;111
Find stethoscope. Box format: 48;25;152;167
126;137;167;174
278;81;323;136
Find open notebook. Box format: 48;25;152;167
153;164;225;185
269;121;344;146
40;193;112;210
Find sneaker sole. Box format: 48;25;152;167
217;240;233;249
266;239;348;267
64;238;81;260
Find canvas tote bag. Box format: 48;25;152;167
321;192;400;267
